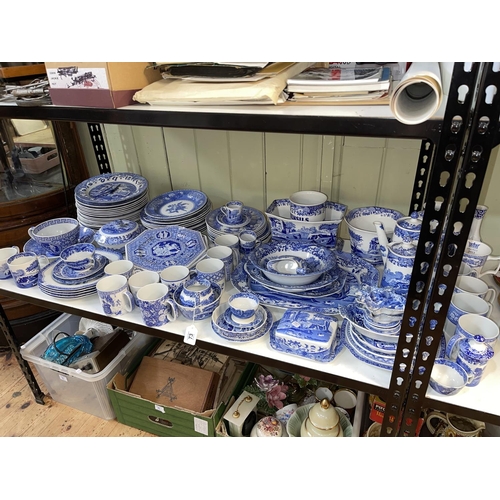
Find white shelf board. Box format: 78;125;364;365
0;277;391;394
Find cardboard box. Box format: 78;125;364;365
107;357;257;437
44;62;161;108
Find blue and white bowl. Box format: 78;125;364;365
345;206;403;265
173;281;222;321
248;241;336;286
429;358;469;396
27;217;80;256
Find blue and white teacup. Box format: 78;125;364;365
7;251;49;288
60;243;95;271
214;233;239;250
289;190;327;222
178;277;217;308
228;292;259;324
96;274;134;316
239;230;259;256
28;217;80;256
0;246;20;279
220;200;244;224
136;283;178;327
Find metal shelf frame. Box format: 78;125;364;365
0;62;499;434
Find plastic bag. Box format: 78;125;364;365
41;331;94;366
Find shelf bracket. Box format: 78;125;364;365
381;62;482;437
87;123;112;174
408;139;435;213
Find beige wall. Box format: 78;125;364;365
76;122;500;253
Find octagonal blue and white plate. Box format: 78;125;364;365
125;226;207;272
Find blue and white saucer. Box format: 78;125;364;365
216;212;252;228
222;306;266;330
24;226;95;259
52;253;108;282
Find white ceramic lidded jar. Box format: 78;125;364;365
300;399;343;437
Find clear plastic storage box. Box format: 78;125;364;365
20;313;156;420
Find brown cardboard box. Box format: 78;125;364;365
128;356;220;413
44;62;160;108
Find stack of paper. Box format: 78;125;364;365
133;62;313;105
285;65;393;105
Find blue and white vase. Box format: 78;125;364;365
468;205;488;242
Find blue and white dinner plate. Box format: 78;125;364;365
125;226;207;272
143;190;209;220
75;173;149;207
52;253;108;282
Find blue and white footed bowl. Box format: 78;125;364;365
248;241;336;286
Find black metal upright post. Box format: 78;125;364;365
381;63;483;436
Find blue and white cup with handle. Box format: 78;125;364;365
0;246;20;279
446;313;499;361
206;245;239;281
7;251;49;288
214;233;239;250
239;229;260;256
462;239;500;278
136;283;178;327
128;270;160;305
160;265;194;294
96;274;134;316
194;257;226;289
454;275;496;304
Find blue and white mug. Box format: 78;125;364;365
7;251;48;288
96;274;134;316
194;257;225;289
0;246;20;279
289;190;327;222
136;283;178;327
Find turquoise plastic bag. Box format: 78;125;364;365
41;331;94;366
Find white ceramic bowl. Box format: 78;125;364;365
429;358;469;396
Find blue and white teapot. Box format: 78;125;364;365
374;222;417;295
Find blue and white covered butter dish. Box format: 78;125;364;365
274;310;338;354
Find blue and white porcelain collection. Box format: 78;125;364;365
5;173;499;398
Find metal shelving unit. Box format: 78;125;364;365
1;62;499;436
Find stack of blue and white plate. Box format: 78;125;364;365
205;204;271;243
75;173;149;229
140;189;211;233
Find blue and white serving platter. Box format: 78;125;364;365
75;173;149;207
24;227;96;260
211;304;273;343
143;190;209;220
125;226;207;272
52;253;108;283
231;251;379;315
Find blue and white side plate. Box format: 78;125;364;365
24;227;96;259
143;190;208;220
75;173;149;207
125;226;207;272
52;253;108;282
